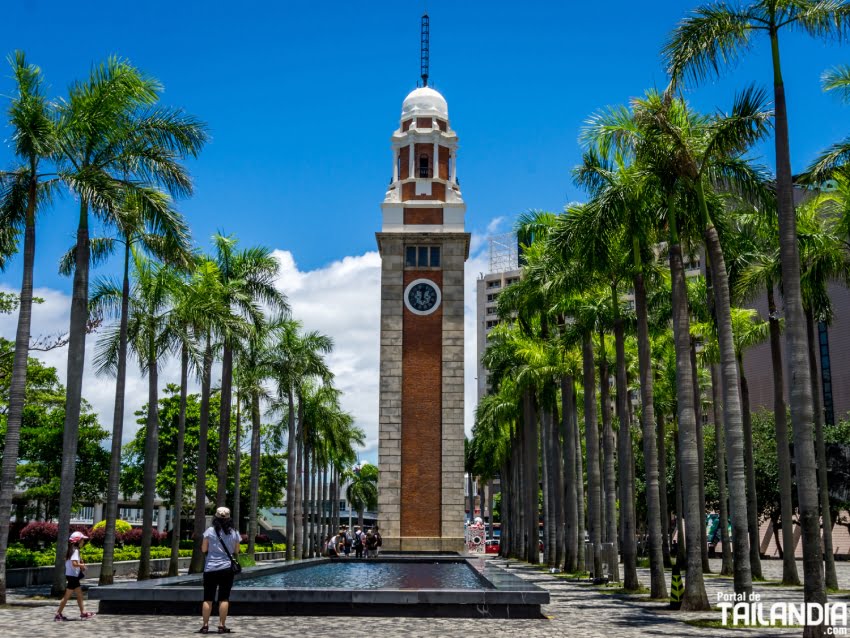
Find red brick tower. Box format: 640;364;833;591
375;20;469;551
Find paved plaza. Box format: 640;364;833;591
1;558;847;637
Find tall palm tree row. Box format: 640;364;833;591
474;65;850;626
665;3;850;632
0;54;372;591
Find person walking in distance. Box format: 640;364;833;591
54;531;95;621
199;507;240;634
353;525;364;559
374;526;382;557
365;529;378;559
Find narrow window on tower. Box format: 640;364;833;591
419;154;430;178
405;245;440;268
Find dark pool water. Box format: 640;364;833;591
237;561;491;590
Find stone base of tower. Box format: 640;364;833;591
379;536;465;553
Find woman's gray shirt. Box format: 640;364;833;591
203;526;240;572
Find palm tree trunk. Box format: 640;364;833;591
190;337;213;574
0;179;37;604
524;391;540;564
574;390;586;573
99;241;131;586
668;222;709;610
675;430;686;567
332;466;339;534
561;376;578;573
322;465;330;548
138;343;160;581
300;437;309;559
312;449;319;556
767;284;800;585
689;339;711;574
771;33;826;636
657;411;671;568
551;405;563;568
633;269;666;597
285;387;296;560
582;332;603;577
806;310;838;591
295;395;305;559
247;390;262;558
233;390;241;534
614;309;638;590
710;364;734;576
737;354;763;580
168;345;189;577
53;201;90;596
216;343;233;506
599;332;617;560
541;407;552;566
699;214;752;600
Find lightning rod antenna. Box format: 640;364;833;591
420;12;430;87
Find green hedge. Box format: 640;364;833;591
7;541;286;569
5;543;191;569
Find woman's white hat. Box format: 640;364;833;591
215;506;231;519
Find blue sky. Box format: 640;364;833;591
2;0;849;287
2;1;850;459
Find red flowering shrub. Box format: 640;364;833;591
120;528;143;546
19;522;58;548
118;528;168;546
255;534;270;545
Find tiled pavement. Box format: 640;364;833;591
0;558;846;637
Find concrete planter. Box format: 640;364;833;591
7;556;192;588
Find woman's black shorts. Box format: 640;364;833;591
203;568;235;602
65;575;81;590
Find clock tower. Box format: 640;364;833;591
376;14;469;553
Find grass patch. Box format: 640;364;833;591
684;618;802;630
237;554;256;568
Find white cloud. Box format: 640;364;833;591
0;232;493;466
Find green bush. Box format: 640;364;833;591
5;543;192;568
241;542;285;553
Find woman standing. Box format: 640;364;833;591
199;507;240;634
54;531;96;621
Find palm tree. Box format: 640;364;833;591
51;57;207;593
209;234;288;509
62;190;191;585
234;316;277;558
797;195;850;591
188;258;230;573
560;151;669;596
0;51;57;604
91;252;180;579
166;263;231;576
733;203;800;585
346;464;378;528
664;5;850;625
695;306;773;581
268;321;332;559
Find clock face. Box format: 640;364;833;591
404;279;441;315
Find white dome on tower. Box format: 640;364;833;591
401;87;448;119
